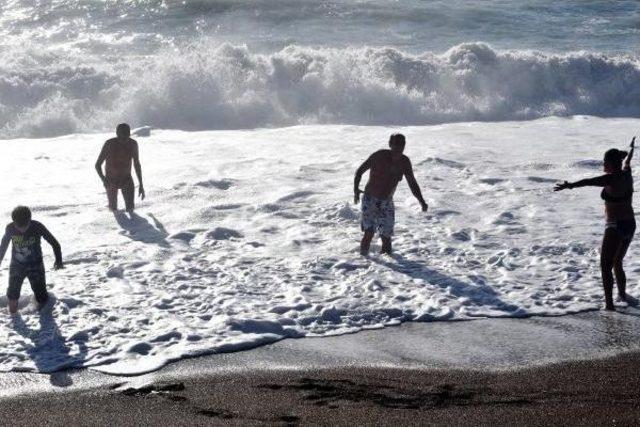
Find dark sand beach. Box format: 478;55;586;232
2;353;640;425
2;312;640;425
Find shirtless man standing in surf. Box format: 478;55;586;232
95;123;145;212
354;133;428;255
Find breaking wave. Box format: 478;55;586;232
1;42;639;138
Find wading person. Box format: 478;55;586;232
354;133;428;256
0;206;63;314
95;123;145;212
555;137;636;310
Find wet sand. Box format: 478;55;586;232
2;312;640;425
2;352;640;426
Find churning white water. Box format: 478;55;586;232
1;1;639;373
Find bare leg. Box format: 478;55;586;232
8;299;18;315
122;178;135;212
28;267;49;311
106;183;118;211
381;236;392;255
601;228;621;311
613;238;632;301
360;231;374;256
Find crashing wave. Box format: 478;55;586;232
1;42;639;138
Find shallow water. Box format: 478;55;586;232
0;117;639;373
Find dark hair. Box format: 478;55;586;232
389;133;406;146
604;148;627;169
11;206;31;227
116;123;131;137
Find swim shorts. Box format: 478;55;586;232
361;193;395;237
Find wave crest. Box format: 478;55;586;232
1;42;639;138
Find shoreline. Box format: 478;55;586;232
2;351;640;425
2;310;640;399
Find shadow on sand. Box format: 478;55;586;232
371;253;525;316
10;296;88;387
114;211;169;247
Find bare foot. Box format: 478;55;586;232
8;299;19;315
37;298;50;312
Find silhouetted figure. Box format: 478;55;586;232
0;206;63;314
555;137;636;311
354;133;428;255
95;123;145;211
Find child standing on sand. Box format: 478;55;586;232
0;206;63;314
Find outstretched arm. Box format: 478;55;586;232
404;159;428;211
624;137;635;170
132;140;145;200
95;143;107;186
354;155;373;204
39;223;63;269
554;174;615;191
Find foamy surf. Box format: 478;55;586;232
1;42;639;139
0;116;638;374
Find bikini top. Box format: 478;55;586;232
601;170;633;203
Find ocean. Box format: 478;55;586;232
0;1;639;374
1;0;639;138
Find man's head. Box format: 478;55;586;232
389;133;406;159
116;123;131;140
11;206;31;232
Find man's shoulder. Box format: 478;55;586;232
4;223;13;233
30;220;46;231
371;149;390;159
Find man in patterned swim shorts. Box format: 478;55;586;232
354;133;428;255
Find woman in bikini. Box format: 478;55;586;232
555;137;636;310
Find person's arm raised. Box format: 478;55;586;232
624;137;635;170
354;155;373;204
404;158;428;212
132;140;145;200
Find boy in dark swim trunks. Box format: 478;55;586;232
0;206;63;314
95;123;145;211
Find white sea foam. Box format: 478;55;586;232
0;117;638;374
1;42;639;138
